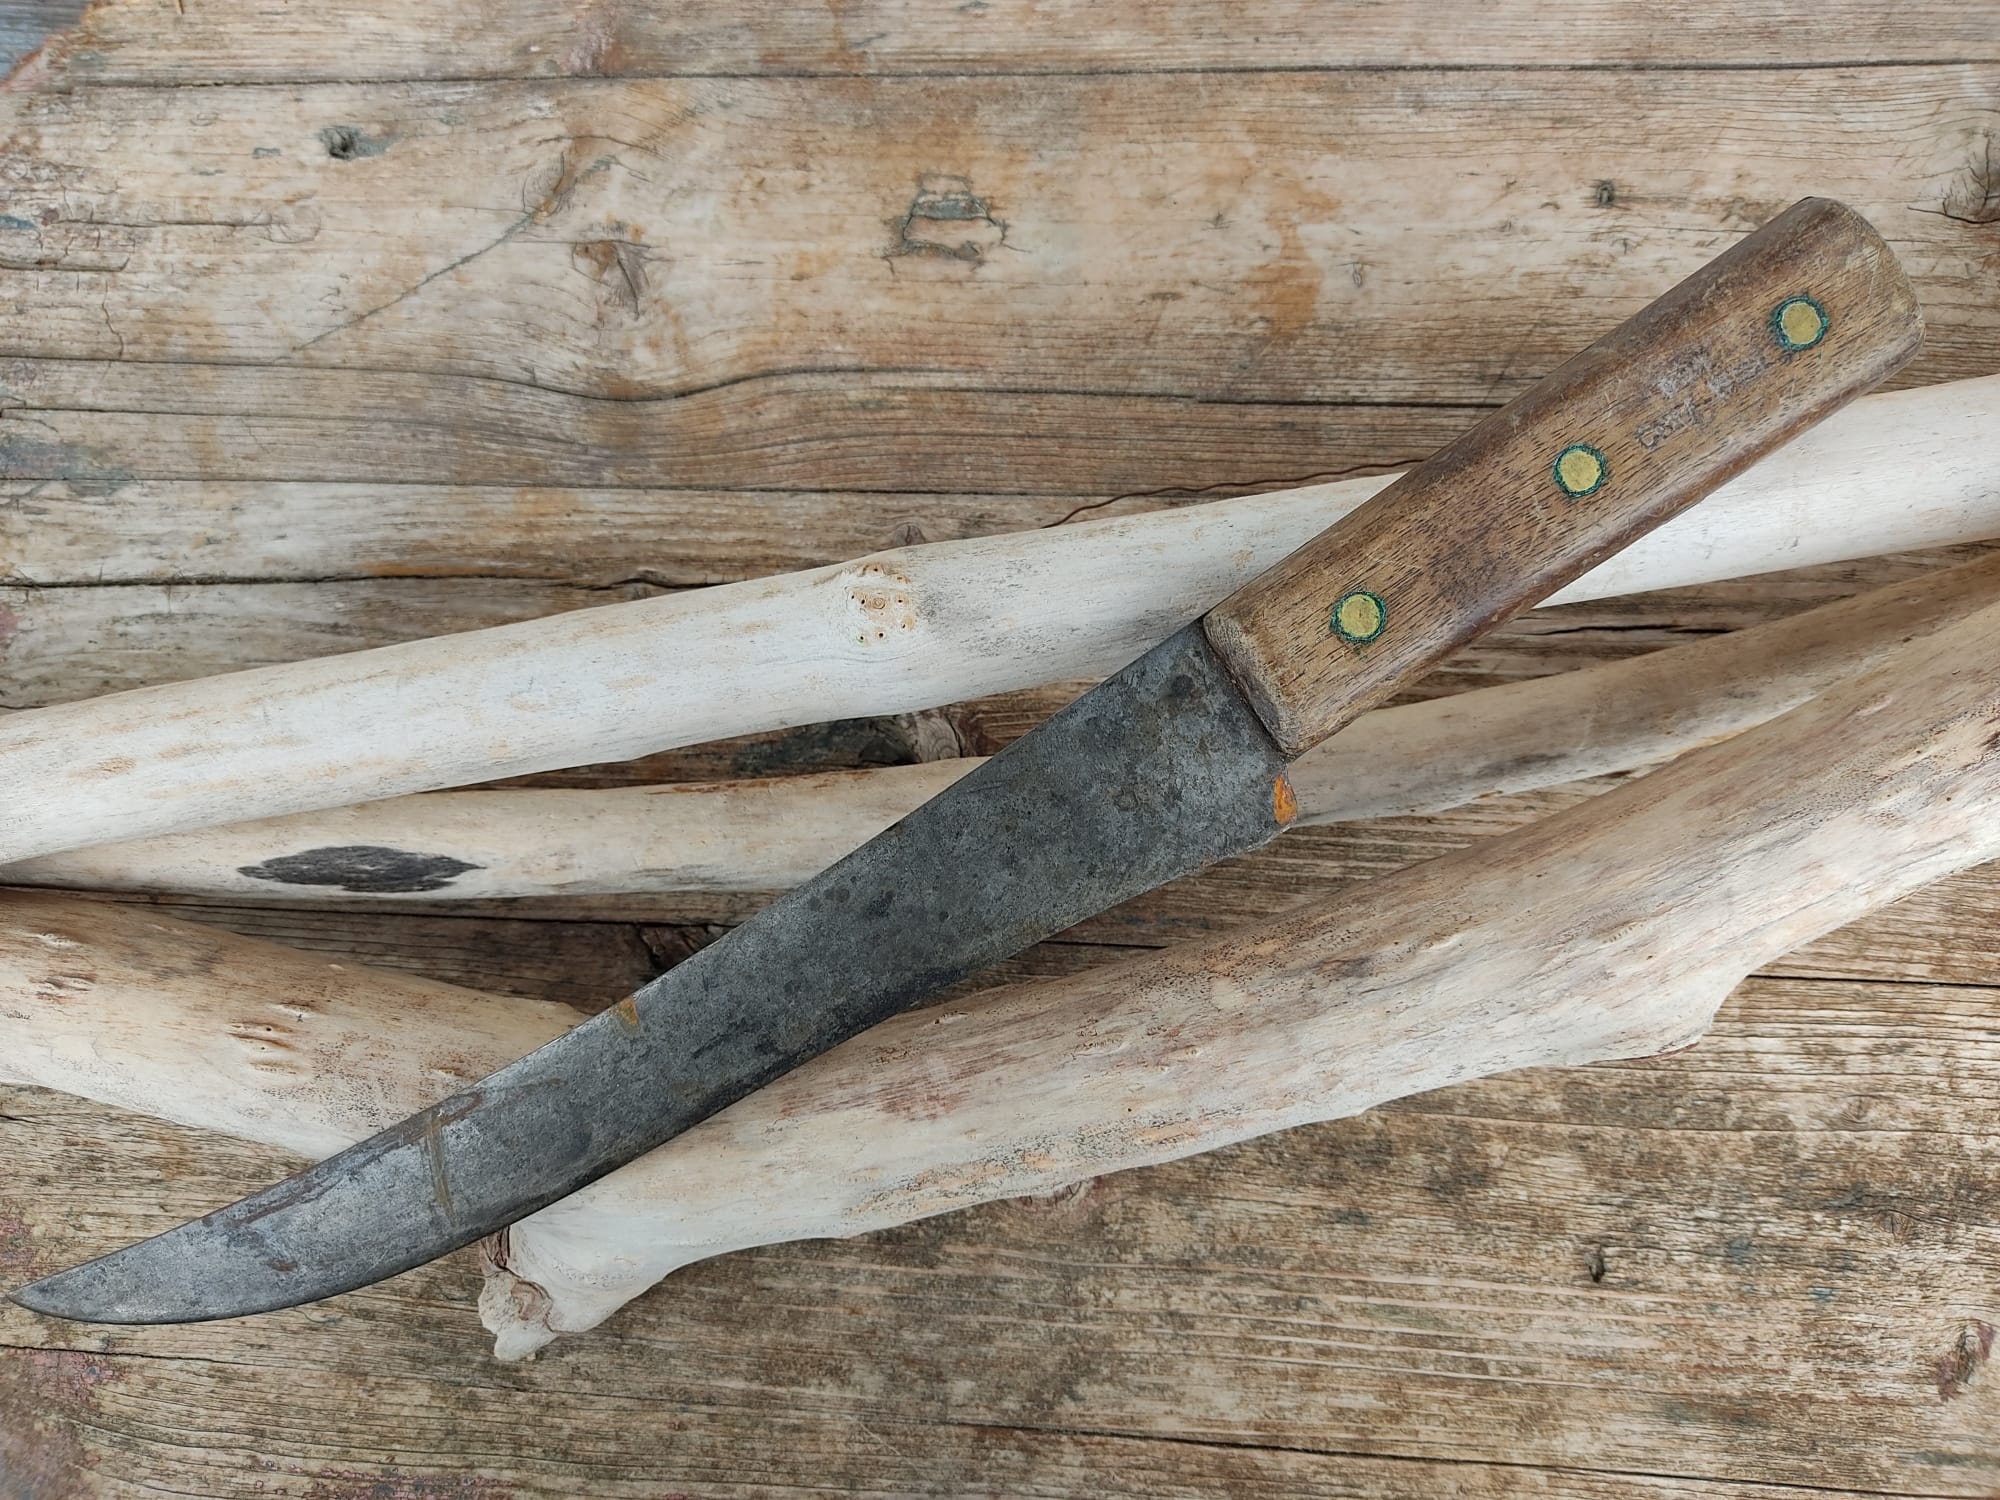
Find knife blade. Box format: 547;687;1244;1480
12;196;1921;1324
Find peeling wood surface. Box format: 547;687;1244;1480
2;1;1999;1496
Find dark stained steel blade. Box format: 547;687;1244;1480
12;624;1295;1323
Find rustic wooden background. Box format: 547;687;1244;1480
2;2;1998;1495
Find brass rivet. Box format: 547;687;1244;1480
1331;589;1386;644
1553;443;1607;499
1772;295;1828;352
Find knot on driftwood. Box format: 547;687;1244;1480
477;1229;558;1362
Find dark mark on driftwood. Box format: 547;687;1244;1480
237;845;483;894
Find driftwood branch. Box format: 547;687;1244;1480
11;549;2000;900
0;377;1994;866
8;569;2000;1357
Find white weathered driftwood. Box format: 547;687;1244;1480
8;571;2000;1358
13;547;2000;900
0;376;1995;868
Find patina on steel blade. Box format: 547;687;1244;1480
13;623;1294;1323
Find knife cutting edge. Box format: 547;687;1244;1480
12;196;1921;1324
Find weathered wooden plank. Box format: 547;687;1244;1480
3;971;1993;1495
9;369;1987;564
0;0;85;77
0;478;1114;586
0;577;658;706
0;360;1467;494
13;0;1999;86
58;455;1932;601
0;1347;1951;1500
7;463;1980;591
0;70;1993;402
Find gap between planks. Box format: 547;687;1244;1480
24;61;2000;85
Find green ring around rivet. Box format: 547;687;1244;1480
1331;588;1387;644
1771;295;1829;352
1552;443;1608;499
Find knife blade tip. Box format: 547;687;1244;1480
10;1244;235;1325
10;1265;123;1323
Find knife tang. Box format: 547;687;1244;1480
1202;196;1922;756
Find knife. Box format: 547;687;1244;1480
12;196;1921;1324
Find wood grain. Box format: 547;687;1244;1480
0;478;1112;586
0;357;1473;495
0;71;1995;405
11;0;1999;85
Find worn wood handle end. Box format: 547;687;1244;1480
1202;197;1922;756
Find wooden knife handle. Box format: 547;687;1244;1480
1201;197;1922;757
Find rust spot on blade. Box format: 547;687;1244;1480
422;1112;454;1218
1272;774;1298;826
612;995;641;1033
